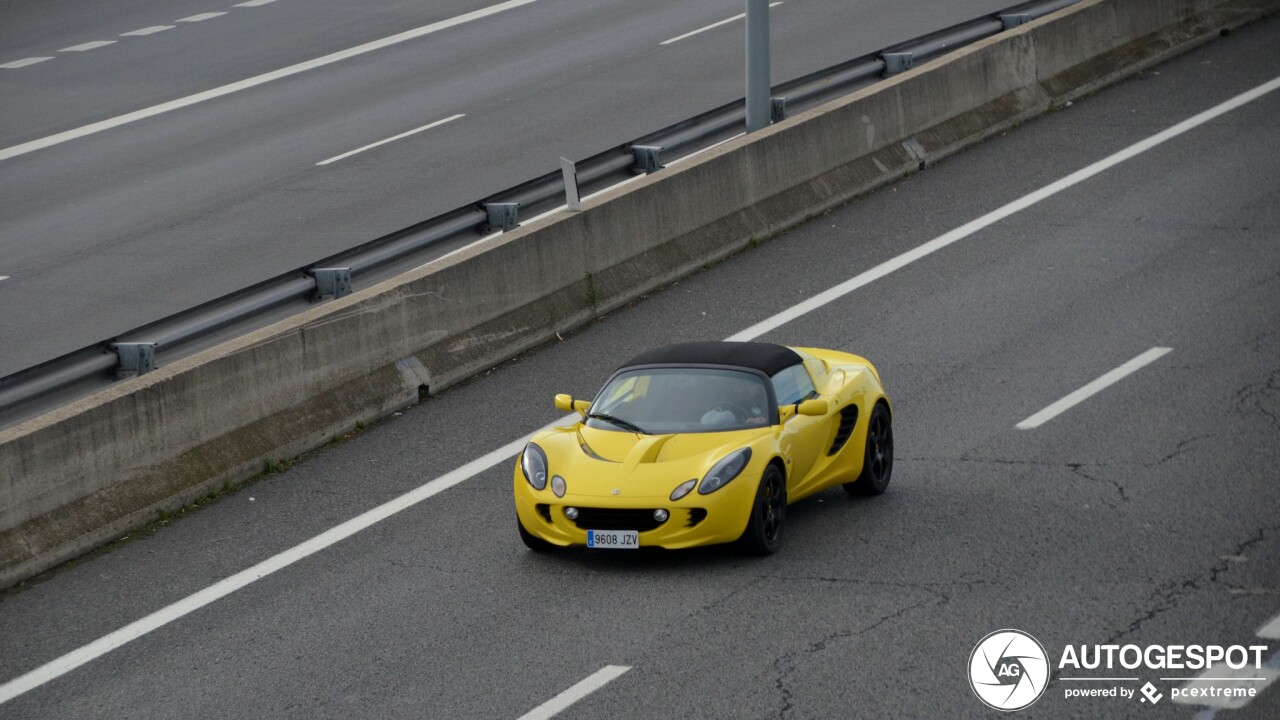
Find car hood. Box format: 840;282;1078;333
531;424;772;499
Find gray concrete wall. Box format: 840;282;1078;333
2;0;1274;588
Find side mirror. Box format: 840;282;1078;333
778;405;796;424
554;394;590;416
797;399;829;416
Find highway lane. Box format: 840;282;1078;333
2;12;1278;720
0;0;1010;379
1;0;1009;141
0;0;506;140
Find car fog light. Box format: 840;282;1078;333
653;509;669;522
565;507;579;520
551;475;566;498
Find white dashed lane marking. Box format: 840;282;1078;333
6;1;281;70
120;26;175;37
515;666;631;720
0;0;536;156
59;41;117;53
317;113;465;166
661;2;782;45
177;13;228;23
0;58;52;69
1015;347;1173;429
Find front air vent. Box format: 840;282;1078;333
685;508;708;528
828;405;859;456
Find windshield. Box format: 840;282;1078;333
587;367;773;433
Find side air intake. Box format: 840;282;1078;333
828;405;859;456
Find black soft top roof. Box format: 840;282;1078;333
619;341;802;376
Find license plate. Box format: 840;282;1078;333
586;529;639;549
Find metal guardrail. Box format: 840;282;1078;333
0;0;1076;426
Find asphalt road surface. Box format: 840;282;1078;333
0;0;1010;379
2;11;1279;720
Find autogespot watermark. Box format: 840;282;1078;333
968;630;1273;711
968;630;1051;711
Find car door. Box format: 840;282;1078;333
772;364;830;496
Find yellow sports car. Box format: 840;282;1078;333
513;341;892;555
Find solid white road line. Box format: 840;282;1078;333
1015;347;1172;429
317;114;465;166
177;13;228;23
1259;612;1280;640
726;75;1280;343
0;430;553;705
60;41;117;53
516;666;632;720
1;57;53;69
235;0;279;6
0;0;538;163
661;2;782;45
2;68;1278;710
0;276;9;282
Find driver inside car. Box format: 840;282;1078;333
700;380;768;428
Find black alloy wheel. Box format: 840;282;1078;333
845;403;893;496
741;464;787;555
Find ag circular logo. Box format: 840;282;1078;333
968;629;1049;711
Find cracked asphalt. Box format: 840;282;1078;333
2;13;1279;720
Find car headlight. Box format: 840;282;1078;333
520;443;549;490
697;448;752;495
670;479;697;501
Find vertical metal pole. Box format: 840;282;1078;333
560;157;581;212
745;0;771;133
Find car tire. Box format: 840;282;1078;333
740;464;786;556
517;517;556;552
845;403;893;496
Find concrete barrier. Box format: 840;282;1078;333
2;0;1275;588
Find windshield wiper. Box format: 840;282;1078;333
587;413;650;435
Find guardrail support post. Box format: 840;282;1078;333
560;157;581;212
311;268;352;300
112;343;156;377
483;203;519;233
771;97;788;123
630;145;664;174
999;13;1033;29
745;0;771;132
881;52;914;76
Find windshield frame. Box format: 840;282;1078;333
586;363;782;433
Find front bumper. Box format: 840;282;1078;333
513;473;757;550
